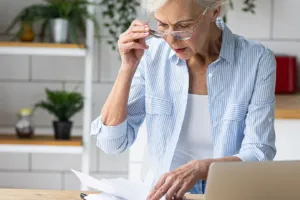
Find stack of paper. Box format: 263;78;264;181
72;169;151;200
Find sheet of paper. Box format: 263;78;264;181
71;169;150;200
84;193;125;200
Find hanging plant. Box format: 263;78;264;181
242;0;256;13
224;0;256;23
100;0;140;50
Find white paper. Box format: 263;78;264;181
84;193;125;200
71;169;150;200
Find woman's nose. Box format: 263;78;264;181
166;33;177;45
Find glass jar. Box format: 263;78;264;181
15;108;34;138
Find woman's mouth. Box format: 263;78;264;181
174;48;187;53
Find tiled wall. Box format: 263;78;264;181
0;0;127;190
227;0;300;87
0;0;300;190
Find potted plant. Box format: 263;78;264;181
5;0;101;44
40;0;101;44
35;88;84;140
5;5;47;42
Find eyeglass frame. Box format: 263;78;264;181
148;8;208;41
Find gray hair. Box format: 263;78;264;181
141;0;230;17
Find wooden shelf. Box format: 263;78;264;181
0;134;82;146
0;41;86;57
275;93;300;119
0;134;83;154
0;42;85;48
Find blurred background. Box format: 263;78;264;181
0;0;299;190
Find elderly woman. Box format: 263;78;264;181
91;0;276;199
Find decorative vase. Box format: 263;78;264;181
20;22;34;42
53;121;73;140
50;18;69;43
15;108;35;138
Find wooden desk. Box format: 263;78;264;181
0;189;204;200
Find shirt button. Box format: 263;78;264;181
268;117;272;122
208;73;213;78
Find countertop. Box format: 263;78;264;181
275;93;300;119
0;189;204;200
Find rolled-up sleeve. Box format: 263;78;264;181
90;56;147;154
236;48;277;161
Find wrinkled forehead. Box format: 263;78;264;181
154;0;204;22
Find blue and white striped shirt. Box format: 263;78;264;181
91;19;276;193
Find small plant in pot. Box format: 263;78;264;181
35;88;84;140
4;5;47;42
5;0;101;44
40;0;101;44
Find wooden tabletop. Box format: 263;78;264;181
0;189;204;200
275;93;300;119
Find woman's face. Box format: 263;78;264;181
154;0;219;60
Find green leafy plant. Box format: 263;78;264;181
242;0;256;13
224;0;256;23
229;0;256;13
35;88;84;122
100;0;140;50
5;0;101;44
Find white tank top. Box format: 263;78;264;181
144;94;213;188
170;94;213;170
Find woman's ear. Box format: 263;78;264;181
211;7;221;22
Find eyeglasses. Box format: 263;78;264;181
148;8;208;40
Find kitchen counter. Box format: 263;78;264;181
0;189;204;200
275;93;300;119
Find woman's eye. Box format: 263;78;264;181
158;24;168;27
179;24;190;28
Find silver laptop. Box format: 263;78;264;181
204;160;300;200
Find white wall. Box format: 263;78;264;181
0;0;300;190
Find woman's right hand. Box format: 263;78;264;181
118;20;150;72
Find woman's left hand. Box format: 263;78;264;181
146;159;212;200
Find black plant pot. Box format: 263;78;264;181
53;121;73;140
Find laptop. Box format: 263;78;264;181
204;160;300;200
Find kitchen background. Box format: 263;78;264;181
0;0;299;190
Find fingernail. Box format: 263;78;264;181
145;27;149;31
145;32;149;35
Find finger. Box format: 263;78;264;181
120;32;149;43
165;182;181;200
129;24;149;33
149;184;170;200
154;173;169;190
119;42;148;53
175;184;189;200
131;19;146;26
147;174;168;199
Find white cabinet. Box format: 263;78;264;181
128;122;148;182
274;119;300;161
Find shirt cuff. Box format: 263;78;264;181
234;150;258;162
90;115;128;139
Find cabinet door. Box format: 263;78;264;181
274;119;300;160
128;122;149;181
